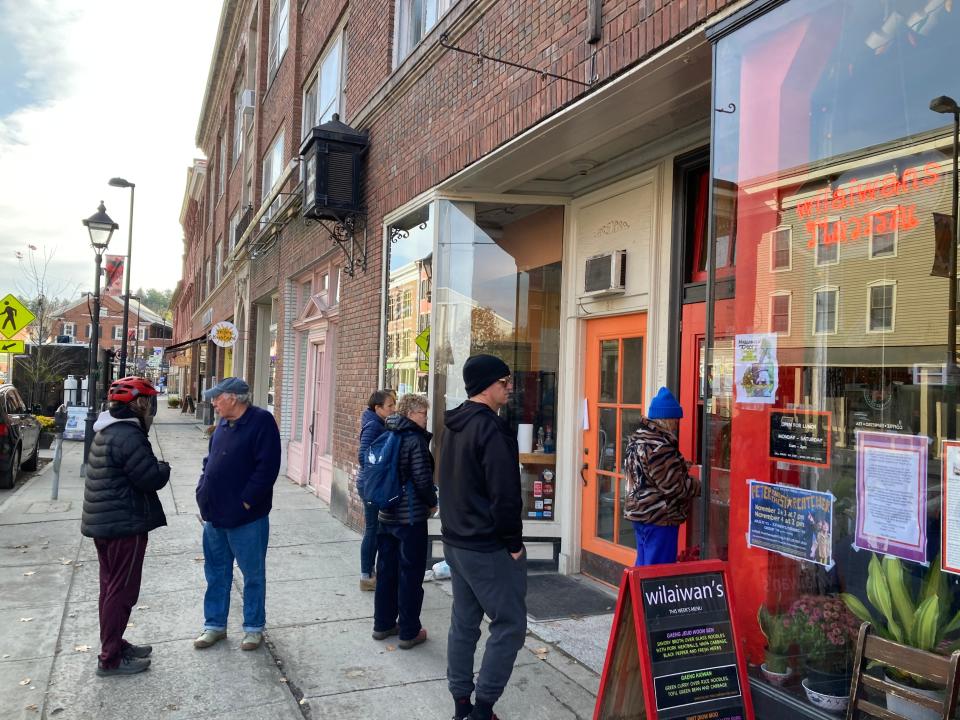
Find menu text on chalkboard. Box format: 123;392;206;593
640;572;746;720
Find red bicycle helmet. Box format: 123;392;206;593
108;376;158;403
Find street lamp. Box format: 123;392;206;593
108;177;135;377
931;95;960;439
81;201;118;475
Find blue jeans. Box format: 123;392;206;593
374;521;428;641
360;500;380;575
632;522;679;566
202;515;269;633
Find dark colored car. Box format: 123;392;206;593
0;385;40;489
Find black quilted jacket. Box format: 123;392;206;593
377;414;437;525
81;411;170;539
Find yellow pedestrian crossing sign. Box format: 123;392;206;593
415;327;430;354
0;294;34;339
0;340;25;354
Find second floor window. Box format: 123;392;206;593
770;293;791;335
395;0;452;64
113;326;124;341
869;283;895;332
63;322;76;337
262;131;285;217
228;209;239;254
268;0;289;79
303;31;345;136
814;288;838;335
771;227;791;270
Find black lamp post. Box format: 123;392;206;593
108;177;135;377
81;201;118;475
931;95;960;439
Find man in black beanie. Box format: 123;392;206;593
439;353;526;720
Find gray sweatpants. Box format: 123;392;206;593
444;543;528;704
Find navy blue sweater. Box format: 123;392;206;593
196;405;281;528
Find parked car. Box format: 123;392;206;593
0;385;41;489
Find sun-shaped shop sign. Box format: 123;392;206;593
209;321;238;348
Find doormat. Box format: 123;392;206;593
526;573;616;621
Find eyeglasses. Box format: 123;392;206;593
497;377;512;388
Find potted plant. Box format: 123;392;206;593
789;594;861;713
758;605;795;686
842;554;960;720
167;395;181;408
35;415;55;449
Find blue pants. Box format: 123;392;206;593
632;522;679;566
360;500;380;575
202;515;269;633
373;521;428;641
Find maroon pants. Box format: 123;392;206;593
94;534;147;668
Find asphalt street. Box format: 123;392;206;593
0;404;601;720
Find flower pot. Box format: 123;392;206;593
802;677;849;715
804;661;852;697
761;662;792;687
38;432;54;450
884;671;944;720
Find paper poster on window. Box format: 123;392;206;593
734;333;777;404
942;440;960;575
855;431;928;564
747;480;834;567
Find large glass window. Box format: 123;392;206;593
302;31;344;136
433;201;563;521
395;0;452;64
267;0;289;80
710;0;960;712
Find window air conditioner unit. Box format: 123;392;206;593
241;89;255;116
583;250;627;297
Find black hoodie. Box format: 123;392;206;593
438;400;523;553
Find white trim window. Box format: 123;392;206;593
769;292;791;335
261;130;285;218
303;30;345;137
813;286;839;335
815;219;840;266
870;208;898;258
233;83;246;165
138;326;147;342
63;322;76;337
867;281;896;332
395;0;453;64
770;227;791;271
268;0;289;80
215;239;223;286
218;135;226;197
205;258;213;298
228;209;239;254
113;325;124;341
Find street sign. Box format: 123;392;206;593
0;294;34;339
415;326;430;354
0;340;25;354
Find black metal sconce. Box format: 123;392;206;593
300;114;369;276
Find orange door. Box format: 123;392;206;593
581;313;647;567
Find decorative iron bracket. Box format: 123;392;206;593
314;213;367;276
439;33;593;88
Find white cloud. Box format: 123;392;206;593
0;1;221;300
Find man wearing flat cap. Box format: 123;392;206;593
193;377;281;652
438;354;526;720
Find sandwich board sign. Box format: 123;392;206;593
594;559;754;720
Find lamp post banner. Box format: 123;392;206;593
104;255;125;296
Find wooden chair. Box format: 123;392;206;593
846;622;960;720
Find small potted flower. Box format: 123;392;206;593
789;594;861;713
757;605;795;686
35;415;56;449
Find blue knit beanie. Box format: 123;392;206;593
647;386;683;419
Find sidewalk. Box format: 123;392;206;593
0;405;602;720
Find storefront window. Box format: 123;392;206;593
267;296;278;414
385;206;432;395
710;0;960;713
433;201;563;521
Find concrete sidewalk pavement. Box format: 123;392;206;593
0;404;601;720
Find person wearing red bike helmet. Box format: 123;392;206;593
81;376;171;677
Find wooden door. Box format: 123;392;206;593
581;313;647;567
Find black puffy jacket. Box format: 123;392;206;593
81;410;170;539
378;414;437;525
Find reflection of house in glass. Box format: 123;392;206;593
735;137;955;445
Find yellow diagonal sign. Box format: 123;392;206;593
0;294;34;339
0;340;25;353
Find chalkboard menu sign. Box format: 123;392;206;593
768;409;831;467
594;561;754;720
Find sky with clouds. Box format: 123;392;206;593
0;1;222;303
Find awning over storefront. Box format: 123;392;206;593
163;334;206;354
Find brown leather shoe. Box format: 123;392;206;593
398;628;427;650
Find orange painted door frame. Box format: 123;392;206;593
581;312;647;568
